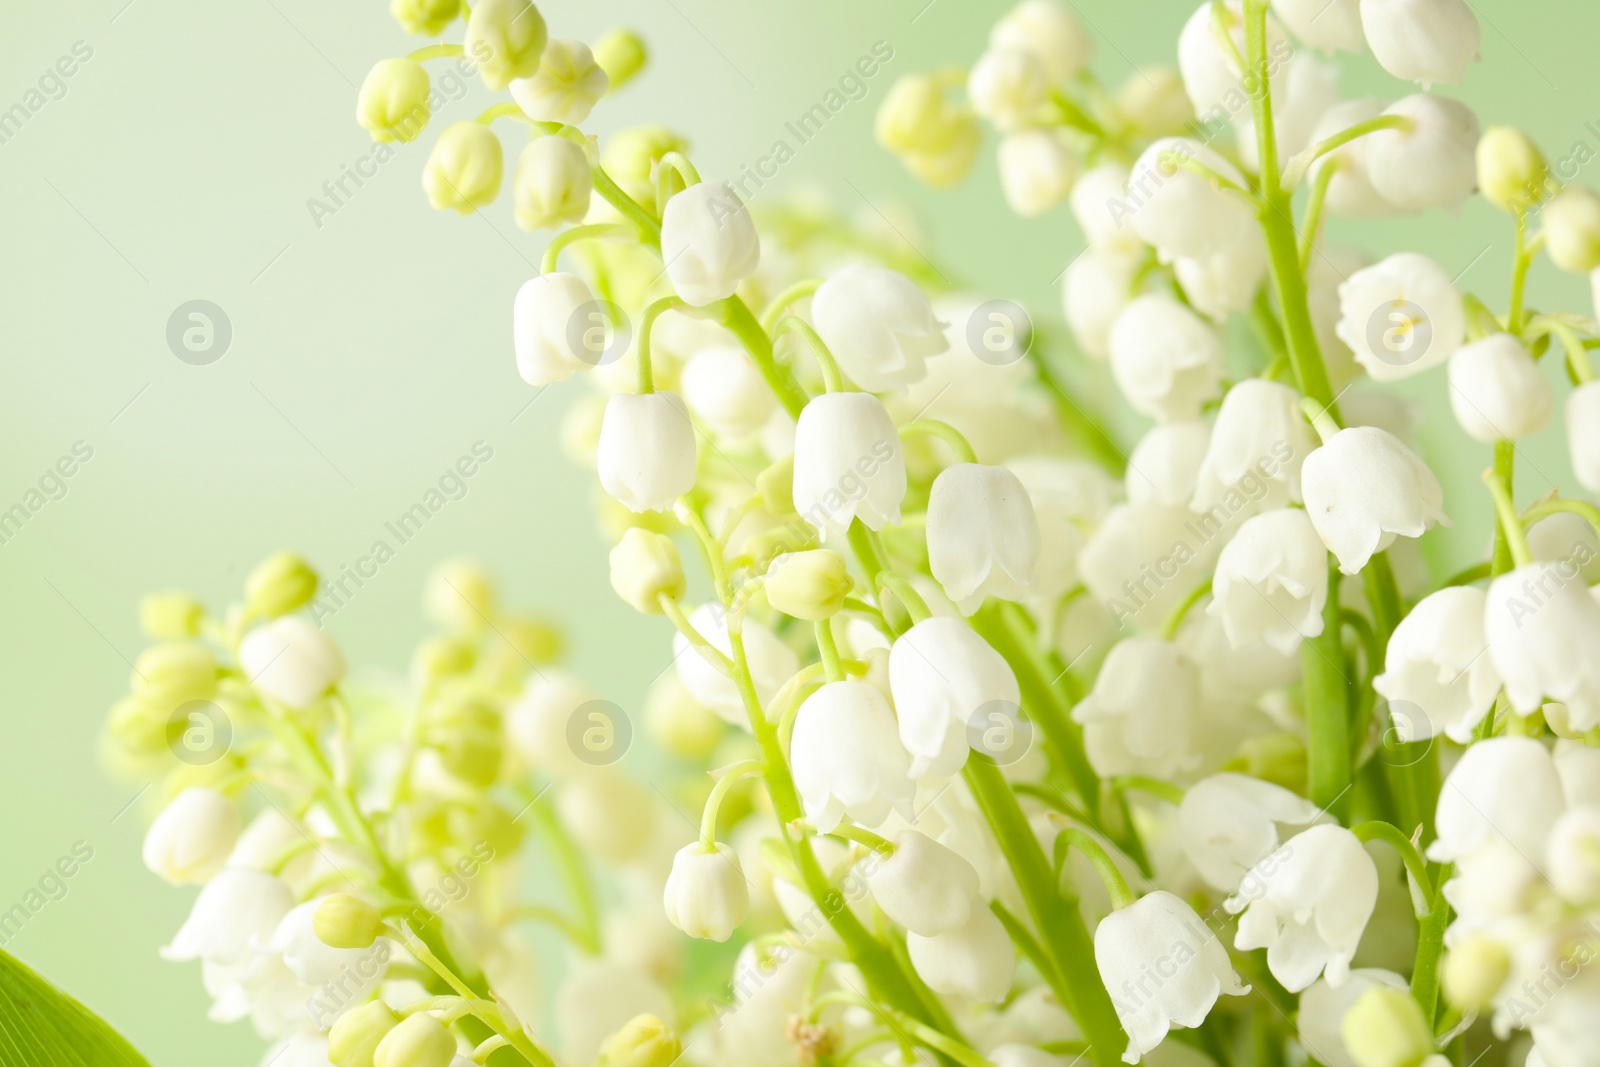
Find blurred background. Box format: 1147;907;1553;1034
0;0;1594;1061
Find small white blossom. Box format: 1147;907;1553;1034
1429;736;1565;866
1364;95;1481;212
1565;381;1600;493
906;903;1015;1003
597;392;697;513
791;392;907;540
1127;421;1211;507
1447;333;1553;443
1192;379;1316;513
968;48;1050;131
1359;0;1480;87
1176;1;1290;116
1335;252;1465;381
790;681;915;832
143;787;240;886
1277;0;1366;52
1070;162;1141;253
1125;138;1254;260
1485;564;1600;732
680;344;777;441
663;843;749;941
510;40;608;125
514;272;600;387
659;182;760;307
1298;970;1411;1067
240;616;346;709
811;266;947;391
1209;509;1330;656
1372;586;1502;743
1108;294;1226;422
998;129;1078;217
926;463;1041;615
1062;246;1140;360
1073;638;1200;779
889;616;1022;778
868;830;982;936
162;868;295;966
1178;773;1325;890
990;0;1092;85
1300;425;1448;574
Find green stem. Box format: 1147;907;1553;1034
700;760;764;850
475;102;526;126
815;620;845;682
760;278;824;334
1483;464;1534;567
1287;114;1414;187
773;315;846;392
523;792;603;955
539;222;628;276
1410;862;1454;1023
1509;210;1532;336
1522;497;1600;542
1054;824;1138;909
1161;580;1211;640
1299;159;1338;268
407;44;464;62
900;420;978;465
1303;565;1350;820
720;296;812;418
1351;821;1434;915
1112;775;1186;806
634;295;687;394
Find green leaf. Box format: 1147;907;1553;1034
0;945;151;1066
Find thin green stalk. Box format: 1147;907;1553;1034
1304;566;1350;820
540;222;628;276
524;795;603;955
1523;497;1600;541
900;420;978;464
1053;824;1137;909
720;296;811;418
773;315;846;392
760;278;824;333
1410;862;1454;1022
1352;821;1433;913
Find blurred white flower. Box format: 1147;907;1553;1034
1448;334;1553;443
241;616;346;709
906;902;1015;1003
968;48;1050;131
680;344;777;441
1307;99;1397;218
1372;586;1501;742
999;128;1078;217
673;604;800;727
1126;138;1254;259
1192;379;1316;513
1127;421;1211;507
889;616;1021;778
1277;0;1366;52
1062;246;1140;360
514;272;600;387
1485;563;1600;732
868;830;982;936
162;868;294;966
1176;1;1290;116
1298;970;1411;1067
1429;736;1565;865
143;787;240;886
1070;162;1141;253
990;0;1092;84
1179;773;1325;890
1108;294;1226;421
1565;381;1600;492
1073;638;1201;778
510;40;609;124
512;135;591;231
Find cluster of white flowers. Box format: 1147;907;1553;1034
104;2;1600;1067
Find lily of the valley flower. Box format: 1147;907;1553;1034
1447;334;1553;443
1176;1;1290;115
789;681;915;832
811;265;948;391
1300;425;1448;575
999;129;1078;217
1485;563;1600;732
680;345;777;441
161;868;295;966
1308;100;1396;218
867;830;982;936
967;48;1050;131
905;902;1015;1003
268;898;388;991
1070;162;1140;252
1372;586;1502;742
1277;0;1365;52
1062;246;1140;360
662;843;749;942
1547;808;1600;906
1228;824;1379;992
1128;421;1210;506
143;787;240;885
1073;638;1201;779
1178;773;1325;891
1359;0;1480;87
1006;456;1118;602
1125;138;1255;260
1192;379;1316;513
1108;293;1226;421
888;616;1022;778
1364;95;1481;212
356;59;431;144
926;463;1040;615
1298;970;1412;1067
1094;890;1249;1063
514;272;601;386
597;392;697;513
511;40;609;125
659;182;760;307
423;121;504;214
990;0;1092;85
792;392;907;540
1209;508;1330;655
240;616;346;708
1565;382;1600;493
1429;737;1565;866
1335;252;1465;381
513;135;592;231
463;0;547;91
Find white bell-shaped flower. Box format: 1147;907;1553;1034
240;616;346;709
888;616;1022;778
990;0;1092;85
999;129;1078;217
1125;138;1254;259
1128;421;1210;507
1547;808;1600;906
1448;335;1553;443
512;135;592;232
659;182;760;307
1062;246;1139;360
1372;586;1501;743
1071;162;1141;253
1358;0;1480;87
1228;824;1378;991
597;392;697;513
1108;294;1225;422
662;842;749;942
1298;970;1411;1067
1335;252;1464;381
1178;773;1325;891
967;48;1050;131
868;830;982;936
161;868;295;965
811;266;947;391
1208;509;1329;655
673;604;800;727
790;681;915;832
1485;563;1600;732
1364;95;1480;211
143;787;240;886
792;392;907;540
927;463;1040;615
1277;0;1365;52
1428;736;1565;864
1308;100;1397;219
514;272;602;387
510;40;609;125
1094;890;1249;1063
1300;425;1447;575
1007;456;1117;602
1176;1;1290;116
906;903;1015;1003
680;345;777;441
1192;379;1316;513
1073;638;1200;779
1172;228;1269;322
1566;382;1600;493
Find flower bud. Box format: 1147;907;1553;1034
997;128;1077;218
330;1000;400;1067
1113;65;1192;138
463;0;547;91
1341;986;1433;1067
662;844;749;941
609;528;686;614
599;1014;682;1067
602;126;690;205
1543;187;1600;274
139;591;204;640
426;697;503;787
1548;807;1600;905
373;1013;456;1067
659;182;760;307
1360;0;1480;87
1441;934;1510;1011
764;550;851;621
1569;381;1600;493
357;59;431;144
513;135;591;231
425;560;495;632
899;111;980;189
314;893;385;949
107;697;168;753
240;617;346;708
390;0;457;35
876;75;957;155
510;39;609;125
1476;126;1546;213
743;521;817;571
1446;334;1552;443
967;48;1048;132
410;634;477;690
423;122;503;214
142;787;239;885
592;29;647;91
133;642;218;710
246;551;320;619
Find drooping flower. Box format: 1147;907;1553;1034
1176;1;1290;116
810;266;947;391
463;0;547;90
789;681;915;832
926;463;1040;615
510;39;609;125
597;392;697;513
240;616;346;709
514;272;602;386
1191;379;1316;513
659;182;760;307
1358;0;1480;87
512;135;592;231
1209;509;1330;655
1070;162;1141;253
679;344;776;441
1364;95;1481;212
1062;246;1140;360
1372;586;1501;742
998;129;1078;217
867;830;982;936
1178;773;1326;891
1277;0;1366;52
791;392;907;540
1108;294;1226;421
1125;138;1255;260
1300;425;1448;575
1308;99;1397;218
1298;970;1412;1067
662;843;749;942
1127;421;1210;507
672;604;800;727
423;121;504;214
1564;381;1600;493
990;0;1092;85
143;787;240;885
1335;252;1465;381
967;48;1050;131
1485;563;1600;732
888;616;1022;778
161;868;295;966
1072;638;1201;779
905;902;1015;1003
1428;737;1565;865
1447;334;1553;443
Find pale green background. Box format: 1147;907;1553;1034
0;0;1593;1062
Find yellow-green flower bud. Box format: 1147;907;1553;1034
390;0;459;37
330;1001;400;1067
425;559;496;631
245;551;320;619
764;550;851;621
424;122;504;214
358;59;432;144
609;528;685;614
1114;66;1193;138
1477;126;1548;214
427;697;503;787
645;670;724;761
513;135;592;231
314;893;385;949
410;634;477;689
602;126;690;206
592;29;647;91
139;591;204;641
743;519;817;571
1442;934;1511;1012
1543;186;1600;274
1342;986;1434;1067
373;1013;456;1067
132;643;217;710
902;113;980;189
598;1014;682;1067
876;74;953;156
106;697;168;753
463;0;547;92
497;616;562;664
